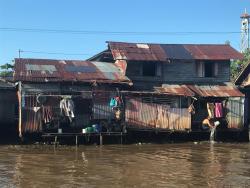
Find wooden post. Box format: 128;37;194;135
17;81;22;138
75;136;78;146
54;136;58;146
99;134;103;145
120;132;123;144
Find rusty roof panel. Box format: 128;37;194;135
187;83;244;97
108;42;243;61
184;44;244;60
155;84;195;96
14;58;131;84
0;79;15;89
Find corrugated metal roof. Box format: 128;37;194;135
155;84;195;96
0;79;15;89
14;58;131;84
187;83;244;97
108;41;243;61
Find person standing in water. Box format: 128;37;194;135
202;117;214;129
202;117;220;140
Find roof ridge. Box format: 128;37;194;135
107;41;230;46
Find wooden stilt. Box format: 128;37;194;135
99;134;103;145
75;135;78;146
54;136;58;146
17;82;22;138
120;132;123;144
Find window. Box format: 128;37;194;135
196;61;218;78
142;62;156;76
126;63;141;76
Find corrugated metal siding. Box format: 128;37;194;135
226;97;244;129
125;97;191;130
92;91;116;120
22;95;42;133
92;104;113;119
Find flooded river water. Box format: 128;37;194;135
0;142;250;188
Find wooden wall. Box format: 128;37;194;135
125;60;230;90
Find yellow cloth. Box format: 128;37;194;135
207;103;215;118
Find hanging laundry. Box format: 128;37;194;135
33;106;41;113
115;96;122;105
109;98;117;108
207;103;215;118
115;108;122;120
60;98;75;122
42;106;53;124
188;104;195;114
215;103;223;118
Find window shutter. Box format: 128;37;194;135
156;63;162;76
197;62;204;77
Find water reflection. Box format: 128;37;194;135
0;143;250;187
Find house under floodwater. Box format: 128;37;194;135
89;42;248;141
0;42;248;144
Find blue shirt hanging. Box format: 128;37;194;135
109;98;117;107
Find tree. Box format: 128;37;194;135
0;63;14;77
230;50;250;81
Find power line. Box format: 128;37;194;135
20;50;91;56
0;27;241;36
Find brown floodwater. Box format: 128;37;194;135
0;142;250;188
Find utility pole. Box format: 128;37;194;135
240;9;250;53
18;49;23;59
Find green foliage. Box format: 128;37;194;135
230;50;250;81
0;63;13;77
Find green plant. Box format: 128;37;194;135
231;50;250;81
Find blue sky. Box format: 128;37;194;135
0;0;249;65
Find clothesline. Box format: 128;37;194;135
22;91;119;97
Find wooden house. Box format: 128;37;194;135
89;42;246;136
13;58;131;137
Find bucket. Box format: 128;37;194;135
214;121;220;127
58;128;62;134
86;127;95;133
82;129;86;134
92;124;101;133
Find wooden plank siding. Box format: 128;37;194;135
163;60;230;83
125;60;230;86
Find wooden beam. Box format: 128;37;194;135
17;81;22;138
